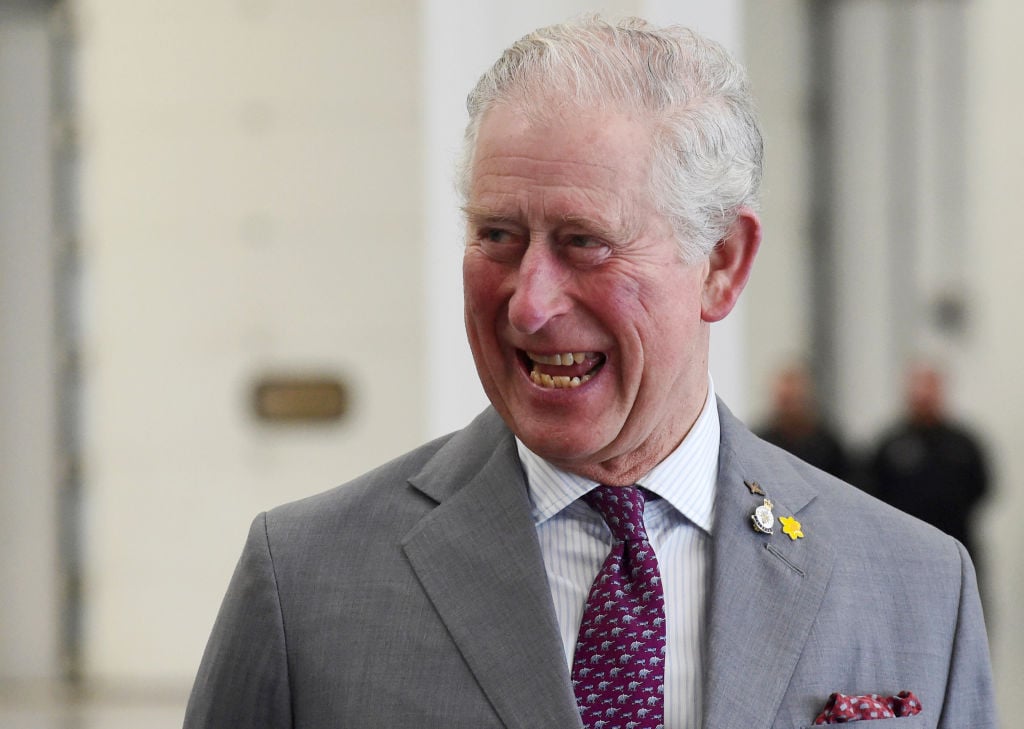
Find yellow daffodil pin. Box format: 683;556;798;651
779;516;804;541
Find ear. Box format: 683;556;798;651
701;206;762;323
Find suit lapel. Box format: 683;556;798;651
703;403;836;729
402;410;582;729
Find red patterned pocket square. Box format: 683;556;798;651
814;691;922;724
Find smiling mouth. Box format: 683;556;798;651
522;350;606;389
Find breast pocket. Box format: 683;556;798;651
799;715;931;729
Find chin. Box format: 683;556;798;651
518;427;606;466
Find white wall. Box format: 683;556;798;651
75;0;425;684
742;0;813;420
967;0;1024;716
829;0;909;443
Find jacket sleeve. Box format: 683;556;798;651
184;513;293;729
938;540;997;729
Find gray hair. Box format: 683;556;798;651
457;16;763;262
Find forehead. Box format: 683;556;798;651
468;104;656;217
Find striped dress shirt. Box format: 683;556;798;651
516;380;719;729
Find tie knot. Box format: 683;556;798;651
584;485;649;542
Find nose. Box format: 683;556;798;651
507;243;571;334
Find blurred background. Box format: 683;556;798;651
1;0;1021;726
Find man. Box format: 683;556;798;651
755;362;851;480
869;362;990;576
185;17;995;729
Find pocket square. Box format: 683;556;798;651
814;691;922;724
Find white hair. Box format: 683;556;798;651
457;15;763;262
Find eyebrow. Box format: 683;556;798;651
460;204;516;225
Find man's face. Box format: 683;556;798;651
462;105;713;484
906;365;944;424
774;367;813;419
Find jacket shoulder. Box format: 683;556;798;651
262;406;511;541
768;436;964;563
720;400;961;558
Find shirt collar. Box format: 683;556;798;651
517;376;720;534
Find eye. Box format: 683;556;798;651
474;226;525;262
484;228;513;244
561;234;611;264
566;234;601;248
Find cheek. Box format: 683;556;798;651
463;255;508;328
628;283;705;369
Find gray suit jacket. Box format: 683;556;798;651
184;402;995;729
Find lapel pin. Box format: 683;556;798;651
744;479;765;496
780;516;804;540
751;498;775;535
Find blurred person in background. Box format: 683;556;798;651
869;361;990;580
756;361;851;480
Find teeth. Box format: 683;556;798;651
526;351;593;366
530;370;593;389
530;352;566;365
525;350;602;389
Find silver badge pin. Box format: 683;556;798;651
751;498;775;535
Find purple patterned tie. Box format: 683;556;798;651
572;485;666;729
